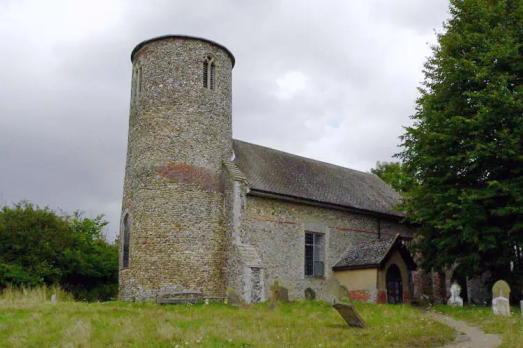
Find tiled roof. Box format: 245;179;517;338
232;139;404;218
222;159;247;182
332;236;398;270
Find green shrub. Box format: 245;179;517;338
0;201;118;300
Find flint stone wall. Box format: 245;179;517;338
239;195;416;301
119;37;233;301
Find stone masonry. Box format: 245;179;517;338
237;195;415;301
119;36;234;301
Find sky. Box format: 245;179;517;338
0;0;450;239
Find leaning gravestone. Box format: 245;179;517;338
447;283;463;307
332;303;366;328
492;280;510;316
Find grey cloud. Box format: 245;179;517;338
0;0;449;238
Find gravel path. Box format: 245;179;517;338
430;312;502;348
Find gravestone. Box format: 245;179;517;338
325;277;348;304
332;303;366;328
492;280;510;316
51;294;57;303
492;280;511;300
520;300;523;319
278;286;289;302
226;288;242;307
304;288;316;300
270;281;290;302
447;283;463;307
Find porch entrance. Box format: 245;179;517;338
386;264;403;304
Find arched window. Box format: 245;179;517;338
210;61;215;90
122;214;131;268
203;56;215;90
132;66;143;99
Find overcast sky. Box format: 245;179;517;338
0;0;450;239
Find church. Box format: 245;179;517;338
119;35;420;304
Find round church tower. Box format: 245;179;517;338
119;35;234;301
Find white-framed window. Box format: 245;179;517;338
203;56;216;90
305;232;325;277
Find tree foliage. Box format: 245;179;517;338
370;161;415;193
397;0;522;282
0;201;118;300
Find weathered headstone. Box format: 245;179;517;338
270;281;289;302
447;283;463;307
325;277;348;304
492;280;511;300
226;288;242;307
492;280;510;316
304;288;316;300
332;303;366;328
51;294;57;303
277;286;289;302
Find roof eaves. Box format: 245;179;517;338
248;188;406;220
332;264;379;272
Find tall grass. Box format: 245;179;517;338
0;285;73;304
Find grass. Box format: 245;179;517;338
433;304;523;348
0;288;456;348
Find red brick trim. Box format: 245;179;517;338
377;290;387;304
348;290;372;302
403;290;411;304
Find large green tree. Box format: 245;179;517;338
398;0;522;284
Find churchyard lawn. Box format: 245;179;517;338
433;305;522;348
0;288;456;348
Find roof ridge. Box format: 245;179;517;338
232;139;372;177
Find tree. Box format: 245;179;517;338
370;161;415;193
0;201;118;300
397;0;522;286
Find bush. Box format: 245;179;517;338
0;201;118;300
